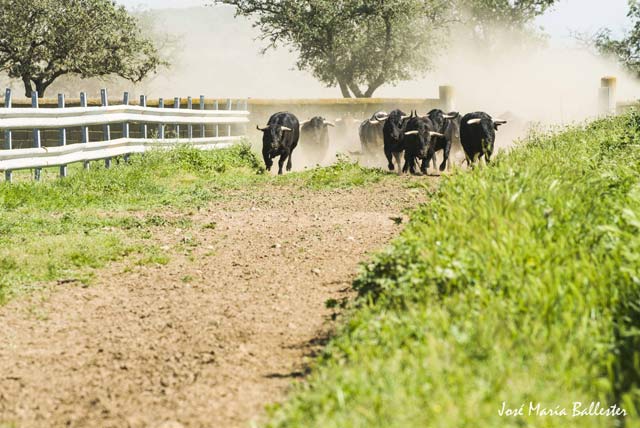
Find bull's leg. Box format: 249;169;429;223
402;152;415;174
385;147;394;171
440;141;451;172
286;148;294;171
263;150;273;171
278;152;288;175
431;151;437;170
420;158;428;175
393;152;402;176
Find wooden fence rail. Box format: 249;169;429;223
0;89;249;182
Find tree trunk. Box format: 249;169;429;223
22;76;33;98
34;80;46;98
347;81;365;98
337;78;352;98
364;78;385;98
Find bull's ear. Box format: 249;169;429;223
281;126;293;132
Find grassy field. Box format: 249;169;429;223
0;144;388;304
266;113;640;428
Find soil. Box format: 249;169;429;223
0;179;432;428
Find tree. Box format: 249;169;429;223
219;0;558;98
594;1;640;78
0;0;166;98
220;0;453;98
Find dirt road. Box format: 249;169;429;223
0;179;431;428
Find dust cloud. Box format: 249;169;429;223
4;4;638;169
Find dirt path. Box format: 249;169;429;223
0;179;431;428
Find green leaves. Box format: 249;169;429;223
593;1;640;78
0;0;165;97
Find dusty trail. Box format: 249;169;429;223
0;179;431;428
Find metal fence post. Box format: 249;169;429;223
81;92;90;170
187;96;193;140
140;95;148;139
4;88;12;182
32;91;42;181
174;97;180;139
123;92;130;163
158;98;165;139
227;98;232;137
200;95;206;138
101;89;112;168
58;94;67;177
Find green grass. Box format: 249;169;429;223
266;113;640;428
0;143;387;303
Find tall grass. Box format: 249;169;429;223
266;113;640;427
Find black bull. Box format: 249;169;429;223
460;112;507;165
257;111;300;175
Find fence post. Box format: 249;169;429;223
58;94;67;178
200;95;206;138
140;95;148;139
101;89;112;168
32;92;42;181
439;85;456;112
174;97;180;139
81;92;90;170
158;98;165;139
214;99;219;138
243;99;248;137
4;88;12;182
123;92;130;163
187;96;193;140
599;76;617;115
227;98;232;137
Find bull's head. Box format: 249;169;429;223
257;124;293;155
300;116;335;144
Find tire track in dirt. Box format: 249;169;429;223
0;179;432;428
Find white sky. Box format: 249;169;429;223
117;0;633;45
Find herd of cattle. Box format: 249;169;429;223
256;109;507;175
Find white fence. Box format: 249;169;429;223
0;88;250;182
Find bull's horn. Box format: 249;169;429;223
369;120;380;124
401;115;410;120
467;118;482;125
404;130;419;135
429;132;445;137
300;120;310;126
325;122;336;127
256;125;269;131
443;114;456;119
494;120;507;125
335;118;343;122
281;126;293;131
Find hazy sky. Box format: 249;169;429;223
117;0;632;44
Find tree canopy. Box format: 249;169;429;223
0;0;165;98
220;0;558;98
594;0;640;78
